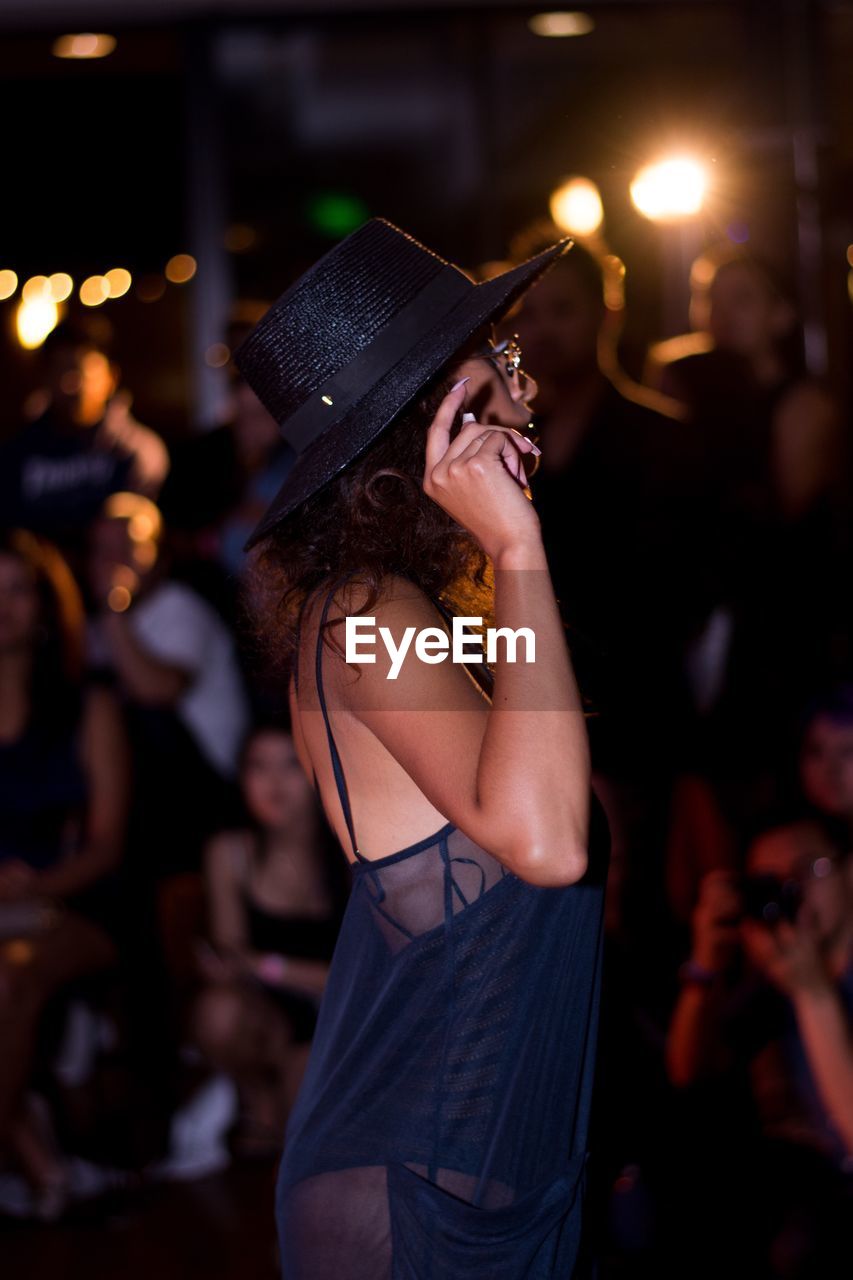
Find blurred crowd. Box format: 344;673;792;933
1;228;851;1278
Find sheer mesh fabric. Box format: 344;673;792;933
276;577;610;1278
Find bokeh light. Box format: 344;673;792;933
0;269;19;300
528;12;595;38
49;272;74;302
16;295;59;348
52;33;116;59
103;493;162;575
165;254;197;284
205;343;231;368
22;275;51;302
630;156;707;221
549;176;604;237
105;267;132;298
80;275;110;306
107;584;133;613
307;194;369;238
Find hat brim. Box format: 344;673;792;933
243;237;571;552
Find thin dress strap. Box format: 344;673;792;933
314;573;365;865
309;572;492;866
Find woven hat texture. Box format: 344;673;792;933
233;217;570;549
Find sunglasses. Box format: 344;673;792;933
472;334;526;383
465;333;540;479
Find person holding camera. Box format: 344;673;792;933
665;688;853;1276
667;830;853;1151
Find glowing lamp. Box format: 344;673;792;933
549;177;604;237
529;12;595;38
630;157;707;222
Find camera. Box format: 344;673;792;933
741;874;803;927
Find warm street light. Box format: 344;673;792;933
549;176;604;237
630;156;707;221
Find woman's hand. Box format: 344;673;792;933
423;379;543;562
741;914;831;998
691;870;743;974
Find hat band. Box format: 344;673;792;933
281;265;473;453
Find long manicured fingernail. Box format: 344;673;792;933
462;412;476;423
450;377;471;391
527;441;542;456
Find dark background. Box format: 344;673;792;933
2;1;852;442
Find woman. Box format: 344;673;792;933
193;722;348;1154
236;218;610;1277
0;529;129;1218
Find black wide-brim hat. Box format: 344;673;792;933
233;217;572;551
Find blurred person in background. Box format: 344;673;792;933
647;246;839;525
0;530;129;1219
191;723;348;1158
646;246;848;796
507;225;710;1018
507;223;707;781
85;491;249;880
159;307;297;619
156;310;297;724
478;227;699;1271
665;684;853;1278
1;318;170;571
83;493;250;1162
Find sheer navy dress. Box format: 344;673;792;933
277;576;610;1279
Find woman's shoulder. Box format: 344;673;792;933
298;569;485;706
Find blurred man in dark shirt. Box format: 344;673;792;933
2;319;169;561
508;232;707;778
643;245;850;809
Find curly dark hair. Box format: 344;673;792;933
0;529;86;734
242;353;497;678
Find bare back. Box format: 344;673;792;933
288;574;492;867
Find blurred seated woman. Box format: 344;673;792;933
192;723;348;1155
0;530;129;1217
